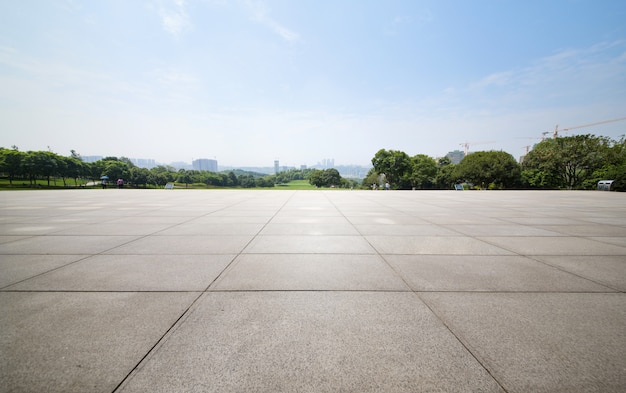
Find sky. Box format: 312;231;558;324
1;0;625;168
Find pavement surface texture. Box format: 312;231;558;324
1;189;625;393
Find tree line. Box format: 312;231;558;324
367;134;625;191
0;147;357;189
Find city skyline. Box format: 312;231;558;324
1;1;625;167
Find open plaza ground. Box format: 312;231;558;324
1;189;625;392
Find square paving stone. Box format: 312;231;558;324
0;291;199;393
479;236;626;255
260;223;360;235
243;235;376;254
366;236;514;255
53;223;174;236
355;224;459;236
117;292;504;393
0;254;88;288
0;235;140;255
385;255;615;292
419;293;626;393
105;235;253;255
534;255;626;291
211;254;409;291
156;223;265;236
6;254;235;291
447;224;563;237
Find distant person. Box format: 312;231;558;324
117;178;124;188
101;179;107;189
385;182;390;190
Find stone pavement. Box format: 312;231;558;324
1;189;625;393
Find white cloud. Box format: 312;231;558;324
241;0;300;43
157;0;191;37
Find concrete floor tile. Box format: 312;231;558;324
0;223;81;235
243;235;376;254
211;254;409;290
117;292;503;393
0;291;198;393
590;236;626;247
0;235;140;254
356;224;459;236
420;293;626;393
7;254;235;291
0;254;88;288
54;223;174;236
448;224;563;237
386;255;615;292
534;255;626;291
479;236;626;255
156;223;265;236
260;223;359;235
190;215;272;224
0;235;31;244
537;225;626;237
105;235;253;255
346;215;431;225
269;216;350;224
366;236;514;255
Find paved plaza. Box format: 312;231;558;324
1;189;625;392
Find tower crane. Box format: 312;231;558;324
544;117;626;138
459;141;495;155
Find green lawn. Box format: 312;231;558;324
0;178;341;190
274;180;318;190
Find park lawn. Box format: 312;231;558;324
274;180;318;190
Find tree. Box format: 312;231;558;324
409;154;438;189
177;169;193;188
130;167;150;188
309;168;342;188
23;151;59;186
0;148;25;185
371;149;412;189
103;160;130;183
454;151;520;189
522;134;611;189
434;158;456;189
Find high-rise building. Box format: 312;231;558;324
192;158;218;172
446;150;465;164
274;160;280;174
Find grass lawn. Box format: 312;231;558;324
274;180;318;190
0;178;344;191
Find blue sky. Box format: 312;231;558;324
1;0;625;167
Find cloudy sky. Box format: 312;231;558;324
1;0;625;167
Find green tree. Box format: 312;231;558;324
362;168;380;189
309;168;342;187
23;151;59;186
177;169;193;188
410;154;438;189
522;134;611;189
103;160;131;183
0;148;25;185
454;151;520;189
371;149;412;189
130;167;150;188
434;158;456;189
63;157;85;186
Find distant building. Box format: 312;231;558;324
446;150;465;164
81;155;103;163
319;158;335;168
131;158;157;169
170;161;192;170
193;158;218;172
300;165;307;170
274;160;280;174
